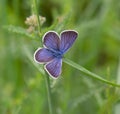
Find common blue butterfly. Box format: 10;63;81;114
34;30;78;79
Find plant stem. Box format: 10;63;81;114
63;58;120;87
33;0;53;113
45;74;53;114
34;0;41;33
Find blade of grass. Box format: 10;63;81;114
63;58;120;87
24;46;53;114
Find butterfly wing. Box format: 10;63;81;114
34;48;54;63
43;31;60;50
45;58;62;78
60;30;78;53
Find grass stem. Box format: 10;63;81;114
63;58;120;87
33;0;53;113
45;74;53;114
34;0;41;33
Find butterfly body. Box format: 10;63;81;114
34;30;78;79
50;49;63;59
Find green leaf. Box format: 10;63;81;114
3;25;38;40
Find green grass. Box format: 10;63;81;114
0;0;120;114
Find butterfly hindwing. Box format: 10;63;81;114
34;48;54;63
43;31;60;50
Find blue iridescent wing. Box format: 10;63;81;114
45;58;62;78
43;31;60;50
60;30;78;53
34;48;54;63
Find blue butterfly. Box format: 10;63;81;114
34;30;78;79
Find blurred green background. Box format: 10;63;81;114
0;0;120;114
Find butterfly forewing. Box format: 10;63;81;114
60;30;78;53
43;31;60;50
34;48;54;63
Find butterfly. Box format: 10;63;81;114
34;30;78;79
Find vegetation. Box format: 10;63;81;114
0;0;120;114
